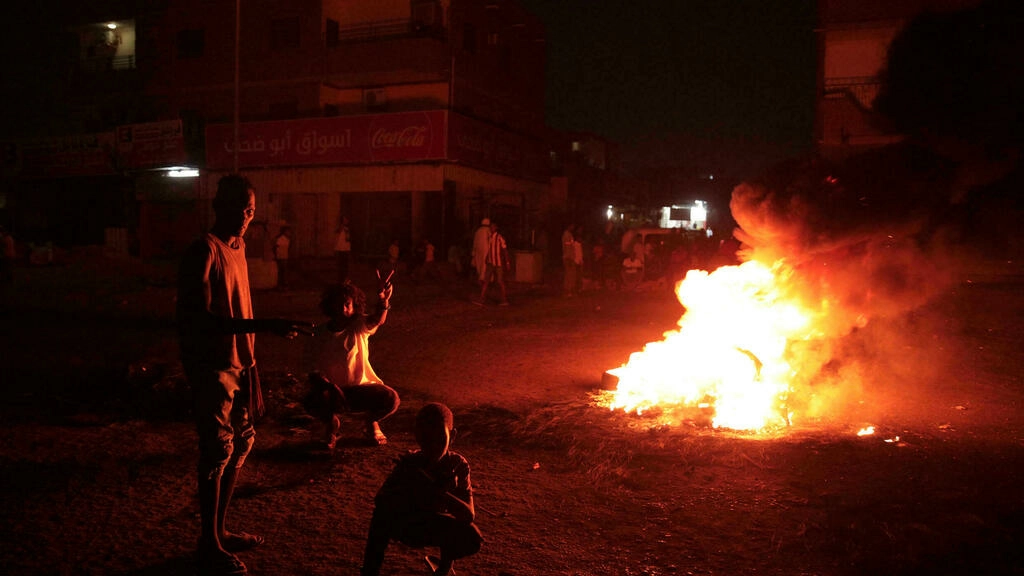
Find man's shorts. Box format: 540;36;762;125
187;365;256;478
485;263;504;282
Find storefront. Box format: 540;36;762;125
201;110;551;262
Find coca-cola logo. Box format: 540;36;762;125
371;126;428;149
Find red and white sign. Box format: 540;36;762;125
117;119;187;169
448;114;550;182
205;111;447;169
19;132;117;178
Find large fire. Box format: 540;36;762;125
603;259;830;431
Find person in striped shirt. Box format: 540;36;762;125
475;221;510;306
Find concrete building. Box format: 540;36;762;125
2;0;554;264
815;0;981;160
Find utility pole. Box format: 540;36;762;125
233;0;240;173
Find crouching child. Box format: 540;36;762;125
305;282;399;448
360;403;483;576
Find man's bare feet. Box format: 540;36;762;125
221;531;264;552
196;547;247;575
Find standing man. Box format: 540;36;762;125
273;225;291;289
471;217;491;287
177;174;311;576
562;223;577;297
335;215;352;285
0;225;15;284
477;220;510;306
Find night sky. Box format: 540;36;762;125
520;0;819;169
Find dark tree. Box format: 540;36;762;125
874;0;1024;155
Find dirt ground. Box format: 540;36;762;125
1;251;1022;576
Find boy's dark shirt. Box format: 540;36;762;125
374;450;472;527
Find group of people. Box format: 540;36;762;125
560;221;733;293
563;222;640;294
177;174;482;576
471;217;511;306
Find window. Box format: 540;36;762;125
498;44;511;71
269;100;298;119
180;110;204;144
412;1;439;31
177;29;205;59
364;89;387;111
462;23;476;53
325;19;339;48
77;21;137;70
271;18;300;51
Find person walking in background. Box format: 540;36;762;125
335;215;352;284
415;238;440;283
562;223;578;297
273;225;291;289
601;219;621;255
360;403;482;576
0;225;15;284
622;249;643;290
620;227;637;262
476;220;510;306
471;217;491;286
376;239;401;282
573;232;584;293
447;241;465;278
177;174;312;576
594;241;622;291
668;237;693;284
711;235;742;269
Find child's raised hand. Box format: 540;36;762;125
378;282;394;303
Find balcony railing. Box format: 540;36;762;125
333;18;445;44
79;55;136;73
824;76;880;109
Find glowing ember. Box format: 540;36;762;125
857;426;876;436
602;260;825;432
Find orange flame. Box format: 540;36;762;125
603;259;825;431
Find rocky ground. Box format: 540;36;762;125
1;251;1022;576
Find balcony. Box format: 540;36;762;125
323;22;449;87
824;76;881;110
79;55;137;73
68;54;143;96
331;18;447;45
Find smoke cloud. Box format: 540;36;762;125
728;151;971;423
724;2;1023;420
733;147;962;333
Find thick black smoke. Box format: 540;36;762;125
874;0;1024;159
732;0;1022;331
727;1;1023;417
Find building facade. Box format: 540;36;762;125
814;0;981;160
2;0;554;263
